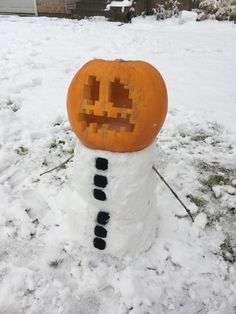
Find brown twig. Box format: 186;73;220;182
152;165;194;222
40;154;74;176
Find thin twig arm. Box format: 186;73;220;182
40;154;74;176
152;165;194;222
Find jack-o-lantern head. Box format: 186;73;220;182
67;59;168;152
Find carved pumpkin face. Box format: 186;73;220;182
67;59;168;152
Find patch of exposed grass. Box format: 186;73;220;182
16;146;29;156
49;141;57;149
197;161;234;190
206;212;224;226
197;161;233;176
210;140;221;147
32;218;39;225
206;206;235;227
191;134;209;142
220;238;235;263
49;259;63;268
186;194;207;208
203;175;232;189
24;289;35;295
6;99;20;112
197;161;216;173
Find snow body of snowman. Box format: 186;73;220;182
67;59;167;257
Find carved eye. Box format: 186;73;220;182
109;78;133;108
84;75;100;105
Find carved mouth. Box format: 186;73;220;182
78;112;135;133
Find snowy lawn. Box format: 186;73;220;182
0;14;236;314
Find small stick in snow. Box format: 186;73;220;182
40;155;74;176
152;165;194;222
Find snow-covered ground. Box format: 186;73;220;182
0;14;235;314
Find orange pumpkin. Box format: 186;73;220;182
67;59;168;152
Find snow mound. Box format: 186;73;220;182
179;10;198;24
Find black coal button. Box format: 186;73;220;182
93;189;106;201
94;225;107;238
93;237;106;250
97;211;110;225
95;157;108;171
94;175;108;188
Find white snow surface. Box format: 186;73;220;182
179;10;198;24
107;0;132;10
0;14;236;314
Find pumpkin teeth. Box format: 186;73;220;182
78;121;87;131
78;112;135;133
89;123;98;133
120;127;127;134
102;124;109;130
85;99;94;106
97;128;103;138
106;109;117;118
91;108;105;117
120;111;127;119
108;129;117;137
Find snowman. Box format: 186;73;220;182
66;59;167;256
